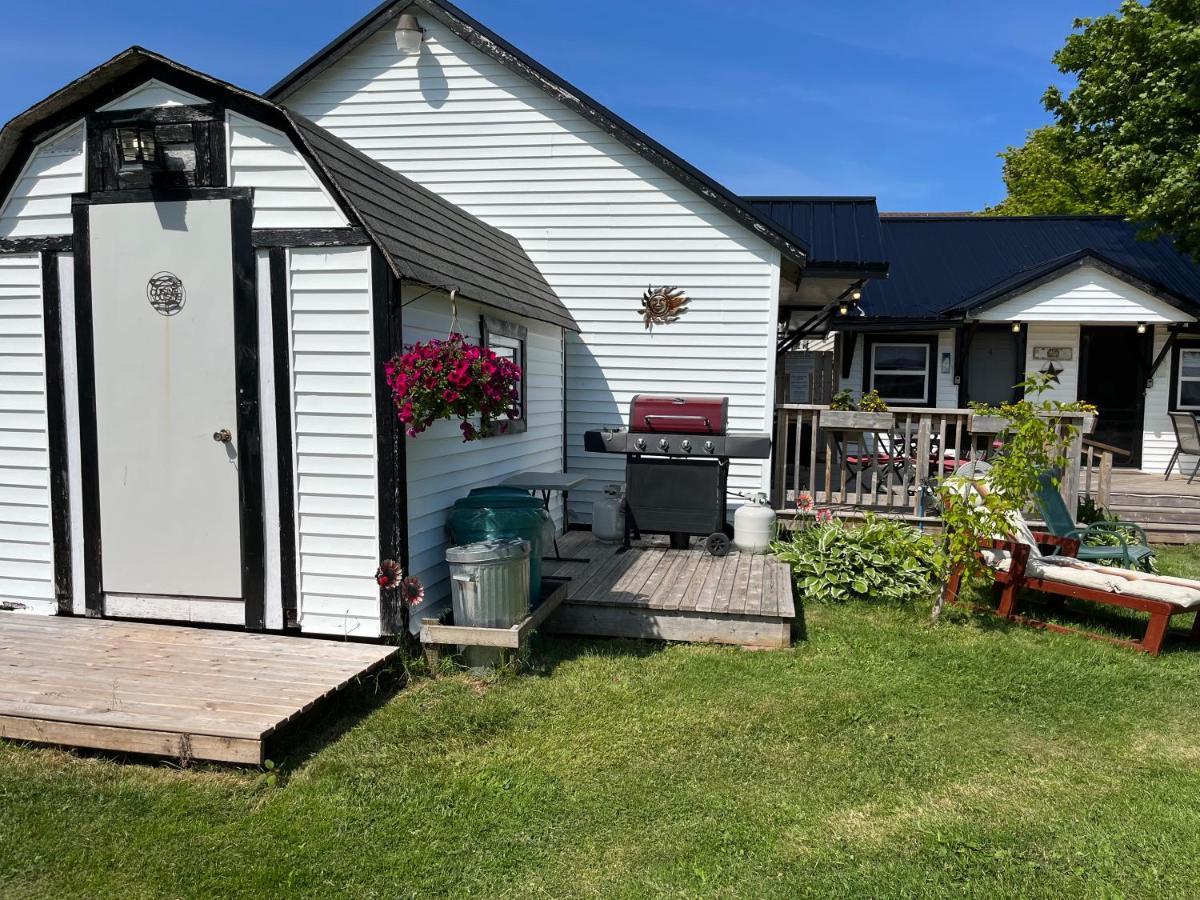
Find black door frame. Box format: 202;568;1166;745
71;186;265;629
1078;323;1152;469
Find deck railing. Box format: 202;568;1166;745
1079;438;1129;509
771;404;1089;517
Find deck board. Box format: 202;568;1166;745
0;615;396;763
545;533;794;648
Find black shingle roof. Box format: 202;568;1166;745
743;197;887;273
292;114;577;331
860;215;1200;319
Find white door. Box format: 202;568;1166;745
88;199;243;599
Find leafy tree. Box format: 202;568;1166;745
989;0;1200;256
988;126;1128;215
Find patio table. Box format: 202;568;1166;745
499;471;589;562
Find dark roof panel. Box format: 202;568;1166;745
744;197;887;271
860;215;1200;319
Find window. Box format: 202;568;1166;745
1173;344;1200;411
88;104;226;192
480;315;528;436
864;336;936;406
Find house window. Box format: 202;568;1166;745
1173;345;1200;411
864;336;937;406
480;315;528;436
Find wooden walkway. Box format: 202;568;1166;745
0;615;396;763
543;532;795;648
1097;470;1200;544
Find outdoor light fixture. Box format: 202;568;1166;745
394;13;426;54
117;126;157;172
1137;322;1148;334
837;300;850;316
851;288;862;301
1011;321;1022;333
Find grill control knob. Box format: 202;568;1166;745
680;439;692;452
635;437;647;451
658;438;670;452
704;440;715;453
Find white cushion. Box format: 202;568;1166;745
980;553;1200;609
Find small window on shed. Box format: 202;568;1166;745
88;104;225;192
480;315;528;436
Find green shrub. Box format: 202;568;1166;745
772;514;937;605
830;389;855;411
858;389;890;412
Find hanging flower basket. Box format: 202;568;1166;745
385;333;522;442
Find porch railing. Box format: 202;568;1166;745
771;404;1089;517
1078;438;1130;509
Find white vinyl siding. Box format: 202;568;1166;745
403;287;564;618
1021;322;1079;405
0;123;85;239
0;255;54;614
976;266;1196;324
288;246;381;637
1144;331;1198;475
98;79;206;112
285;11;781;523
227;112;349;229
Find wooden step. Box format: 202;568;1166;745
1106;492;1200;510
1096;505;1200;525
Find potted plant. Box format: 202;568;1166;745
384;333;523;441
820;389;895;431
967;402;1008;435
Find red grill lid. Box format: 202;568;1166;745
629;395;728;435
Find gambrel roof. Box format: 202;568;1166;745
266;0;811;267
0;47;577;331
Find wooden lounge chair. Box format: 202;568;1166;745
957;534;1200;656
1166;411;1200;483
1034;471;1154;571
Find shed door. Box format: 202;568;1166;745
88;199;243;598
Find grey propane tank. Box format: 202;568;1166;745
734;493;776;553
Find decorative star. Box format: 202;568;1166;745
1040;362;1064;384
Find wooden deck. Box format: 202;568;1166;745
0;615;396;763
1099;470;1200;543
542;532;795;648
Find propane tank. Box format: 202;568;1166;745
734;493;776;553
592;483;626;543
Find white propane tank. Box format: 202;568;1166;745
734;493;776;553
592;483;625;543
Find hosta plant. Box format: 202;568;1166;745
771;513;937;605
385;333;521;442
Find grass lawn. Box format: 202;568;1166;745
5;549;1200;897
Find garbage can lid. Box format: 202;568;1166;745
453;493;544;510
445;538;531;564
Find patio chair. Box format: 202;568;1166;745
945;479;1200;656
1034;471;1154;571
1166;411;1200;483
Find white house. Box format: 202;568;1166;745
0;48;577;636
823;214;1200;475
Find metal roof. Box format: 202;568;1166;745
0;47;576;332
266;0;810;267
859;215;1200;319
743;196;887;273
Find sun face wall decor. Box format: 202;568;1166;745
638;285;689;330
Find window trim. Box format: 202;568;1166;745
1169;339;1200;412
862;334;938;407
479;314;528;437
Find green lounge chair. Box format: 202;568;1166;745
1035;471;1155;571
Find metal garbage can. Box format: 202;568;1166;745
445;538;531;670
449;493;552;606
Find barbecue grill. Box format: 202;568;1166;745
583;395;771;555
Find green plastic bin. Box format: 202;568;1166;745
449;490;554;605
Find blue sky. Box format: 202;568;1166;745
0;0;1116;211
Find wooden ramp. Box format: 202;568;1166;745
0;615;396;764
543;532;795;648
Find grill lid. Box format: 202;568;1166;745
629;395;729;435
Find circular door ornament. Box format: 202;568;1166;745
146;271;186;316
638;285;689;330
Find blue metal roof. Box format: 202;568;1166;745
744;197;887;272
859;215;1200;319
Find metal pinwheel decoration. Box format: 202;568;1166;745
638;285;690;330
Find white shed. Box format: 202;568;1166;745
0;48;576;636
